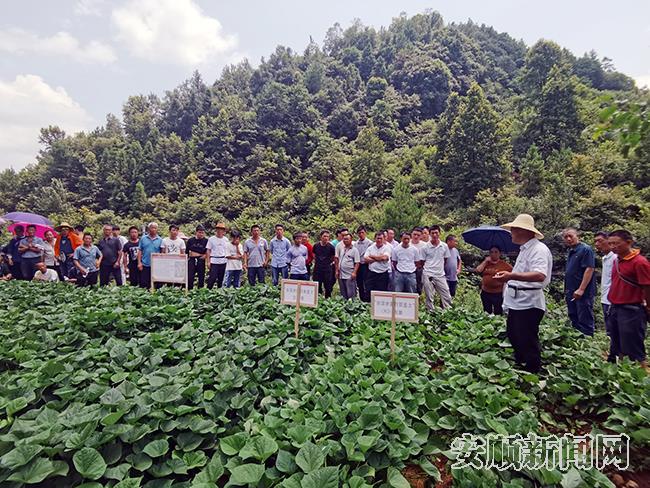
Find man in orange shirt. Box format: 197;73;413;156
607;229;650;366
476;246;513;315
54;222;82;279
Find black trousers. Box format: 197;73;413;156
481;290;504;315
207;263;226;289
77;271;98;287
357;263;370;302
506;308;545;373
188;257;206;289
608;304;647;362
9;262;23;280
99;264;123;286
366;270;389;294
48;264;63;282
139;266;151;289
127;263;140;286
21;257;41;281
415;267;423;295
313;265;335;298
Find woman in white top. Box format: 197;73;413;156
42;230;62;280
224;230;244;288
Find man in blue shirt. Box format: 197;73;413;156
286;233;309;280
18;224;45;280
137;222;163;289
73;233;102;286
2;224;24;280
562;228;596;336
269;224;291;286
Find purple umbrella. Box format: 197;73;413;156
2;212;53;226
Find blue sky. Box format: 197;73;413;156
1;0;649;170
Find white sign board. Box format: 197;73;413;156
151;253;188;286
280;279;319;308
371;291;419;323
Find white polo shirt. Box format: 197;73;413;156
420;241;450;277
392;244;420;273
364;243;392;273
600;252;616;305
503;238;553;312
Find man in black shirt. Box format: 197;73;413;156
97;224;123;286
186;225;208;289
122;226;140;286
312;230;336;298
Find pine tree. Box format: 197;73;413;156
519;145;546;197
438;83;511;205
131;181;148;217
382;177;423;232
350;124;390;200
521;64;584;158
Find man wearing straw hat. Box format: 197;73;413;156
206;222;230;289
494;214;553;373
54;222;82;279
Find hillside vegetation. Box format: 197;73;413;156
0;11;648;245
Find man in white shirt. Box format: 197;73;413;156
354;226;373;302
391;232;420;293
363;232;392;294
33;262;59;282
336;233;360;300
420;227;452;310
206;222;230;289
494;214;553;374
594;231;616;338
161;225;186;255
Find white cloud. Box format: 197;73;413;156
635;74;650;89
74;0;106;16
0;75;94;170
0;28;116;64
111;0;237;66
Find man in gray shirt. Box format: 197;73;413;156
336;233;360;300
444;234;462;297
243;224;269;286
286;233;309;280
18;224;45;280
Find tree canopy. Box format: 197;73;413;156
1;11;647;249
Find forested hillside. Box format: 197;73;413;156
1;11;648;245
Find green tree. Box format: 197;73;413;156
521;64;584;157
438;83;511;205
131;181;148;217
308;132;351;212
382;177;423;232
519;40;569;96
350;124;391;201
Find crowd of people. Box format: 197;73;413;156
1;214;648;372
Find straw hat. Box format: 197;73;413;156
501;214;544;239
55;222;74;232
215;222;227;230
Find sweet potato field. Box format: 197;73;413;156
0;282;648;487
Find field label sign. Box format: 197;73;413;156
151;253;188;290
281;279;319;338
371;291;419;362
280;279;319;308
370;291;419;323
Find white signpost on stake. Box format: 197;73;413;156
280;279;319;338
150;253;188;292
370;291;419;362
